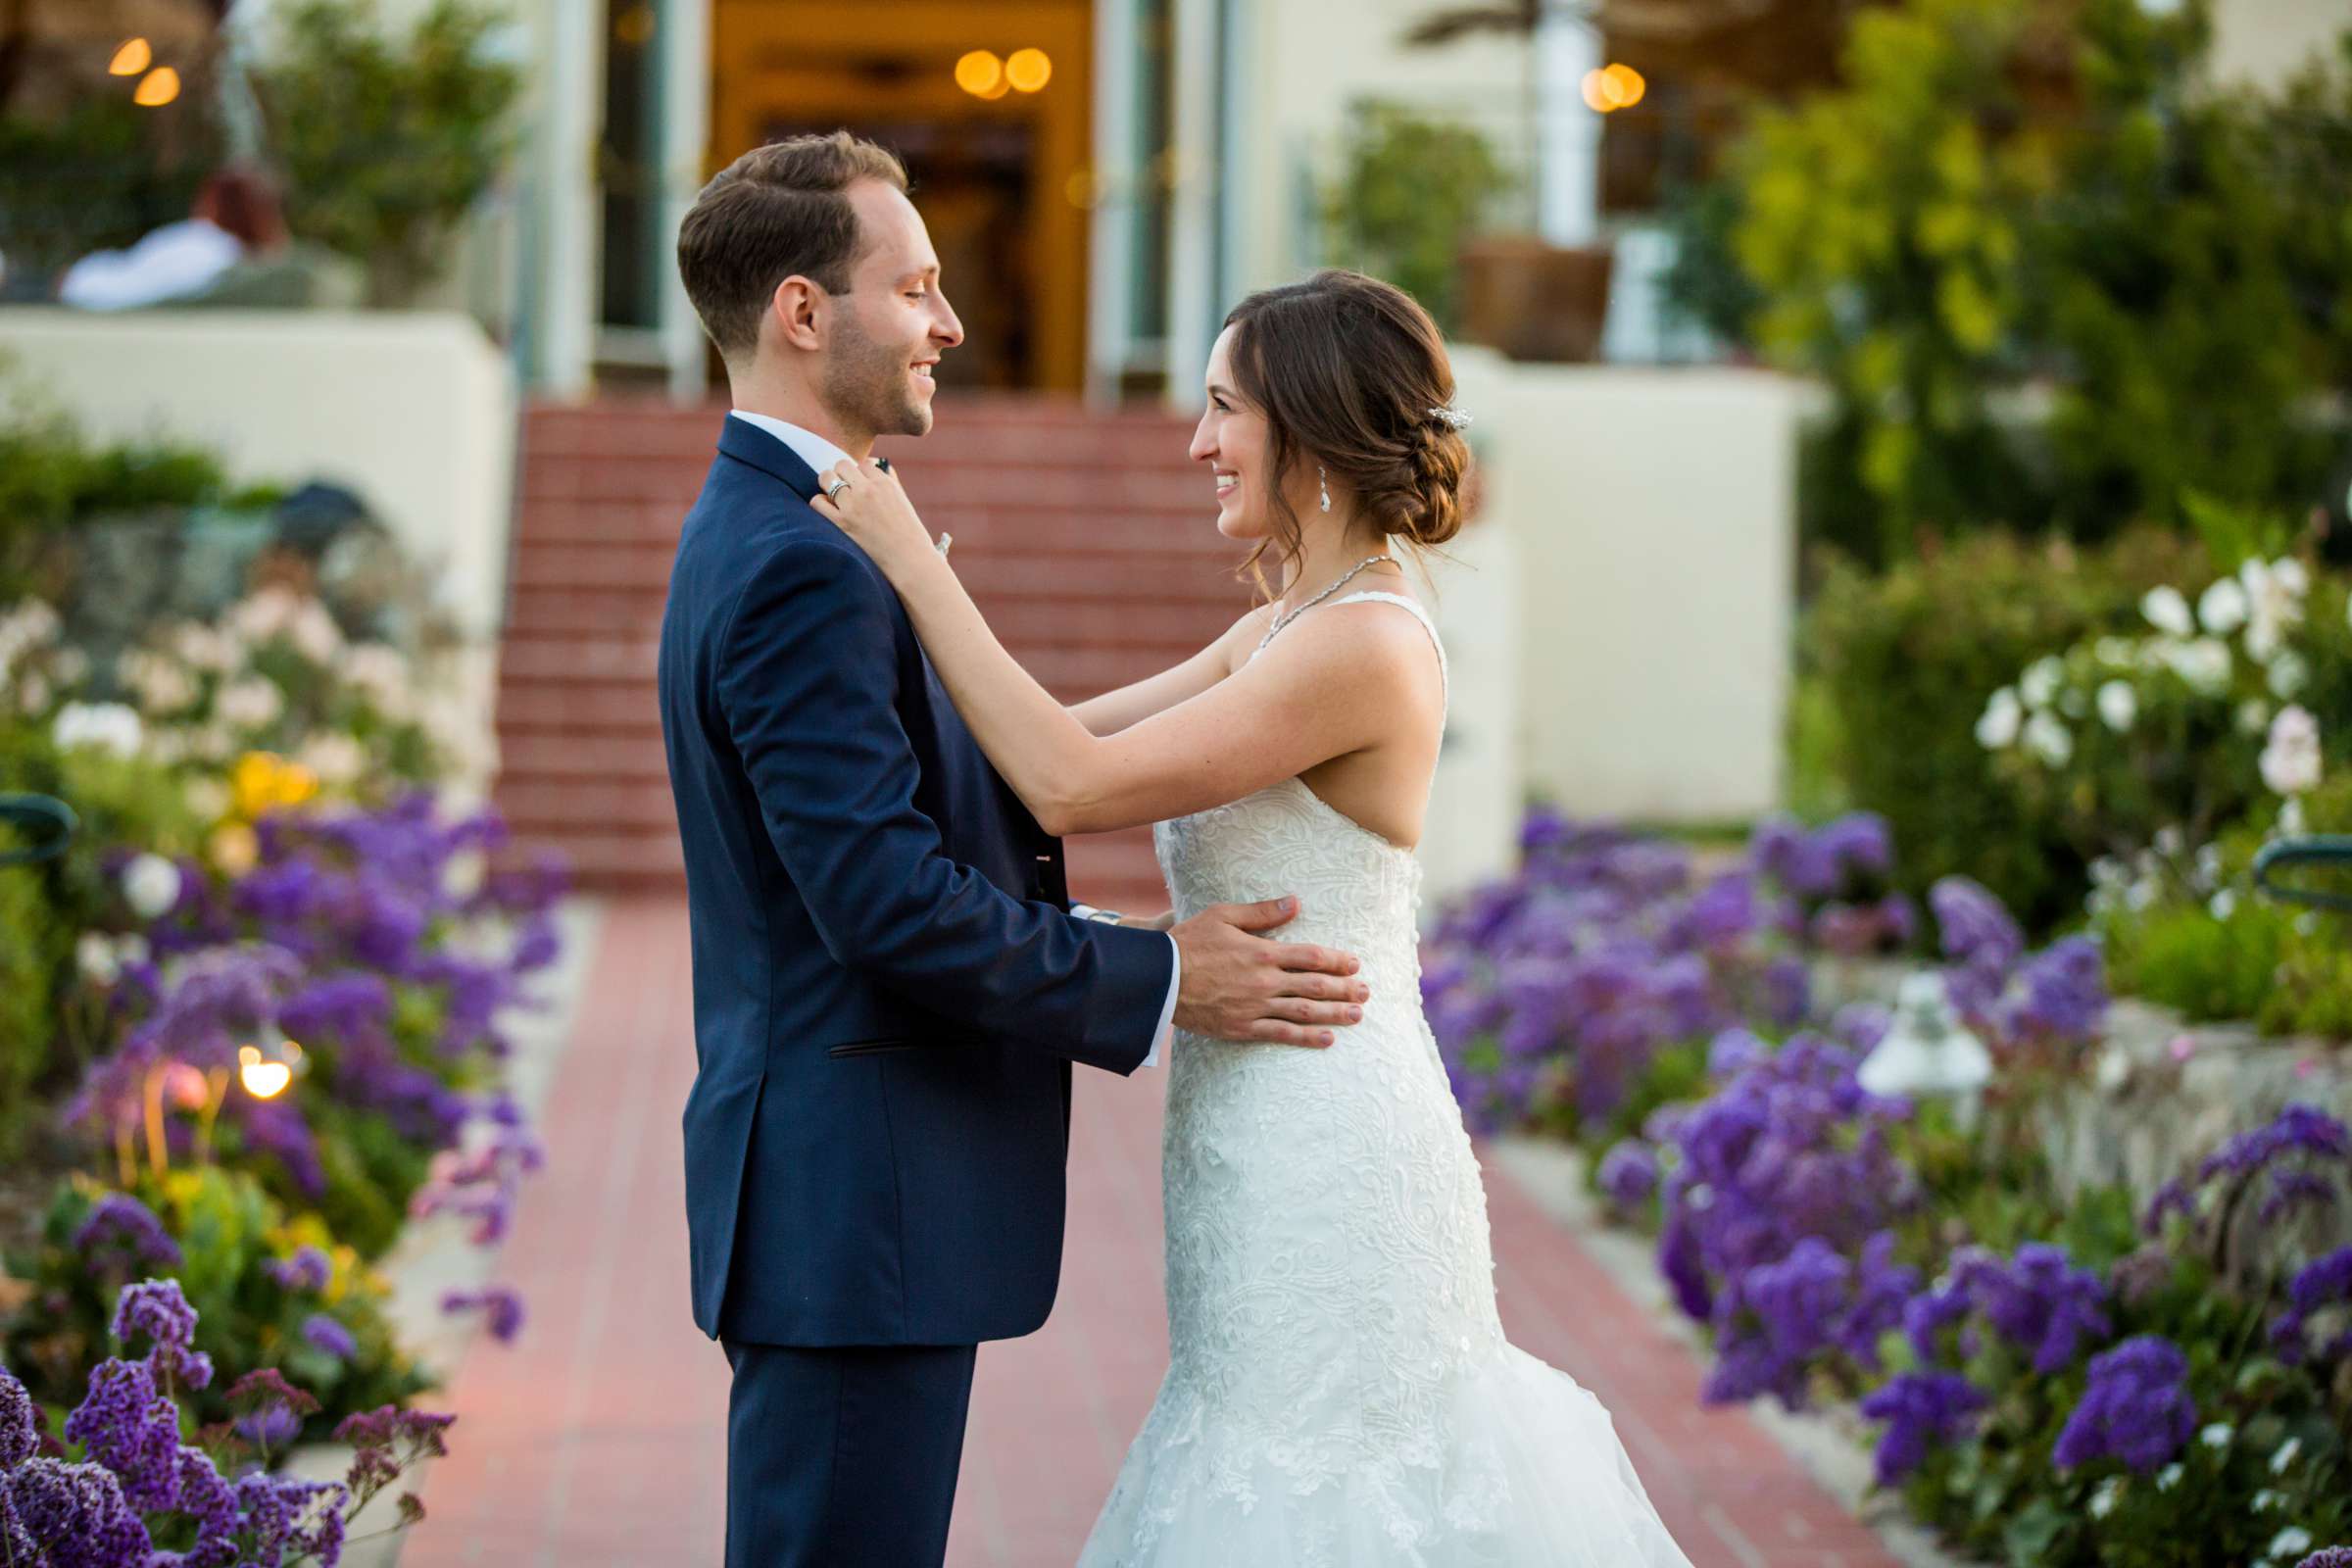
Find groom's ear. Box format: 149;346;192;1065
771;275;826;353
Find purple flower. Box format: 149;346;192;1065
1929;877;2023;1026
1597;1141;1659;1210
235;1402;305;1448
2000;936;2108;1049
109;1277;196;1356
268;1244;335;1294
2291;1551;2352;1568
61;1358;181;1512
2053;1335;2197;1474
442;1286;526;1344
2272;1246;2352;1364
0;1365;37;1468
5;1458;150;1568
70;1194;182;1276
2197;1103;2351;1186
1859;1370;1988;1486
303;1312;360;1361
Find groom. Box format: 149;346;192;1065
659;131;1371;1568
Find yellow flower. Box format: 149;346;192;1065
231;751;321;819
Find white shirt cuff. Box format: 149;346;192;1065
1143;934;1179;1069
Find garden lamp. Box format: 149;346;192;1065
1857;971;1993;1121
238;1034;306;1100
0;792;76;867
2252;835;2352;913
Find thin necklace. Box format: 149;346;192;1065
1257;553;1396;651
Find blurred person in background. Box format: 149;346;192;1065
57;163;283;310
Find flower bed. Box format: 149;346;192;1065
1;548;564;1554
1427;809;2351;1566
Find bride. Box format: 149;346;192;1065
813;268;1692;1566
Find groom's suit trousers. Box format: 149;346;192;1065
723;1339;978;1568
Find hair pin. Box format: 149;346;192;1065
1428;404;1473;430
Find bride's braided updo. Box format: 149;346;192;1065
1220;270;1470;585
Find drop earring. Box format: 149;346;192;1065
1318;465;1332;514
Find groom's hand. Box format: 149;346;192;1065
1169;896;1366;1049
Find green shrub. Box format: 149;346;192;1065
1706;0;2352;563
0;856;57;1158
1323;99;1514;336
1802;527;2210;934
0;98;218;274
2100;772;2352;1039
3;1171;429;1433
255;0;524;305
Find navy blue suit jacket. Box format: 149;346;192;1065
657;416;1174;1348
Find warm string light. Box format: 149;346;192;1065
956;46;1053;99
134;67;181;108
1581;63;1646;114
109;37;152;75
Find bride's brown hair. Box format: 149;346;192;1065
1219;269;1470;593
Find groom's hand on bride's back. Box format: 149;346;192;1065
1170;896;1366;1049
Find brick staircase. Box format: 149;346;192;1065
496;396;1250;911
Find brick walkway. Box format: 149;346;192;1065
406;899;1900;1568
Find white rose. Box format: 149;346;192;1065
2096;680;2137;733
2156;1462;2183;1492
2238;698;2273;736
2271;1437;2302;1473
2260;706;2323;798
2160;637;2232;697
2141;585;2194;637
75;932;122;985
172;623;240;673
290;602;344;663
216;675;284;731
2240;558;2308;663
1976;687;2024;750
184;776;231;822
298;731;367;787
2267;650;2310;700
2207;889;2237;921
443;847;487;902
2087;1478;2123;1519
228;586;301;643
2252;1489;2284;1511
2270;1527;2314;1558
2021;656;2064;710
121;853;183;920
2197;576;2249;635
2024;710;2074;767
52;701;143;759
2199;1423;2234;1449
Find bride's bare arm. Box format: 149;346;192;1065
1067;608;1273;736
812;457;1430;836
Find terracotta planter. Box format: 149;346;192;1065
1457;235;1616;364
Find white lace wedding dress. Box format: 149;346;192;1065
1076;592;1693;1567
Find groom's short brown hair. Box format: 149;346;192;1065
677;131;909;363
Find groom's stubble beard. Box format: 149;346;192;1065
821;301;933;444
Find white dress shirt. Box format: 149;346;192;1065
728;410;1180;1066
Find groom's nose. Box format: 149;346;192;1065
929;289;964;351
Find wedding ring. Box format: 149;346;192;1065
823;476;852;501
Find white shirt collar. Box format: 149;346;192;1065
729;410;853;482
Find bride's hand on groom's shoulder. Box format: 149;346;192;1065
809;457;935;575
1169;896;1368;1050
